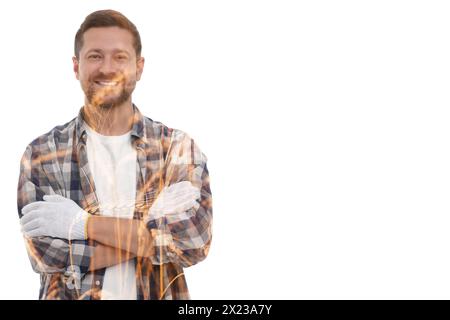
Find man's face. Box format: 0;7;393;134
73;26;144;109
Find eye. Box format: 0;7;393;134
115;53;129;61
88;54;102;60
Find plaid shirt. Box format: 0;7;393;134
17;105;213;300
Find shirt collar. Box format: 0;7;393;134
76;104;147;147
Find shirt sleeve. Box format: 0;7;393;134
145;131;213;268
17;144;95;280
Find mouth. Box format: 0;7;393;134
94;80;119;87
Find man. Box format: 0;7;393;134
17;9;212;300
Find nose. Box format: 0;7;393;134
98;56;117;76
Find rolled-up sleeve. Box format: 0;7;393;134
146;131;213;268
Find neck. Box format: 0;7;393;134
82;100;134;136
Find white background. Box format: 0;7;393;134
0;0;450;299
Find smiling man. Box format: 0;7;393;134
17;9;213;300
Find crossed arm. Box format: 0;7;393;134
22;179;200;272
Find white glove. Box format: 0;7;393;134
146;181;201;224
20;194;89;240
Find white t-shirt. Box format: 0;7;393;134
85;124;138;300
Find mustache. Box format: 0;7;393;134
89;73;125;82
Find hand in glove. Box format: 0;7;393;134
146;181;201;224
20;194;89;240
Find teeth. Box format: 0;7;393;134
96;81;118;86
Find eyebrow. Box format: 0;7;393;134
85;49;131;56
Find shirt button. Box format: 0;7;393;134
95;280;100;286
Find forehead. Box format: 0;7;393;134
81;26;135;54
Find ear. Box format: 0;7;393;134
72;56;80;80
136;56;145;81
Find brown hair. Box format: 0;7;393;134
74;9;142;59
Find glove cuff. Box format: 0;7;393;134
69;210;89;240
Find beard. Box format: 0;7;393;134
84;72;136;109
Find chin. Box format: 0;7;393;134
86;86;132;108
